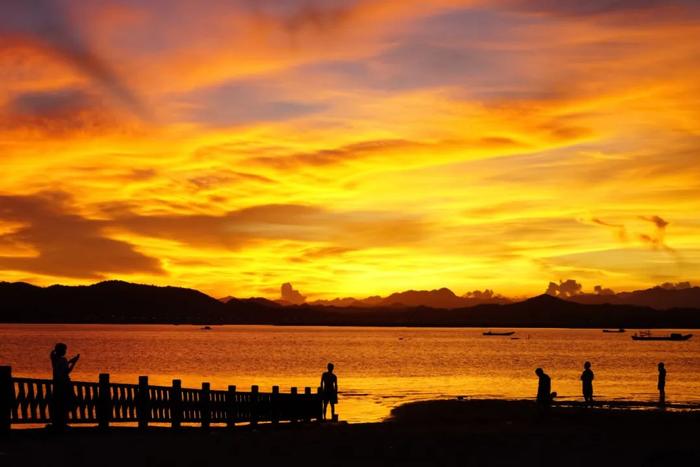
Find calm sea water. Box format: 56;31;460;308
1;324;698;423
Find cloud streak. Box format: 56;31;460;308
639;215;675;253
0;0;148;118
104;202;430;251
592;217;628;242
0;191;163;278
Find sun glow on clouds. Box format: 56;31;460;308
0;0;699;299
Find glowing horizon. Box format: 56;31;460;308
1;1;699;300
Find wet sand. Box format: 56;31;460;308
2;399;699;466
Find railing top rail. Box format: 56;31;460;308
147;384;174;391
11;377;53;384
9;376;311;396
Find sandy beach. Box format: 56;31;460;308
2;399;699;467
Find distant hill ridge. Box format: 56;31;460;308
307;285;700;310
0;280;699;328
309;287;510;309
568;286;700;310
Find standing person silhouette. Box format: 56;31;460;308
657;362;666;406
50;343;79;430
535;368;554;407
581;361;594;404
320;363;338;421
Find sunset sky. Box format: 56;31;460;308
1;0;699;300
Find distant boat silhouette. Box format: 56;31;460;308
631;331;692;341
603;328;626;333
201;325;212;330
483;330;515;336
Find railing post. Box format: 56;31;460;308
171;379;182;429
226;385;236;428
201;382;210;430
0;366;12;433
271;386;279;424
317;387;323;421
137;376;150;429
290;387;298;423
250;385;259;427
98;373;111;430
304;387;311;422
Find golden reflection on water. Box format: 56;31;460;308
1;325;698;423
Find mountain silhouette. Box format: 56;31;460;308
307;296;383;308
567;286;700;309
384;288;478;308
309;287;510;309
0;281;698;328
295;284;700;310
0;280;223;323
522;293;572;307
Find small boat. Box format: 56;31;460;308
631;331;692;341
201;325;213;330
602;328;626;333
483;330;515;336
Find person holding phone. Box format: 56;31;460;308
50;343;79;430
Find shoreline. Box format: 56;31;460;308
6;397;700;430
3;399;699;466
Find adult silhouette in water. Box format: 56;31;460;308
50;343;79;430
320;363;338;421
657;362;666;406
581;361;594;404
535;368;554;406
